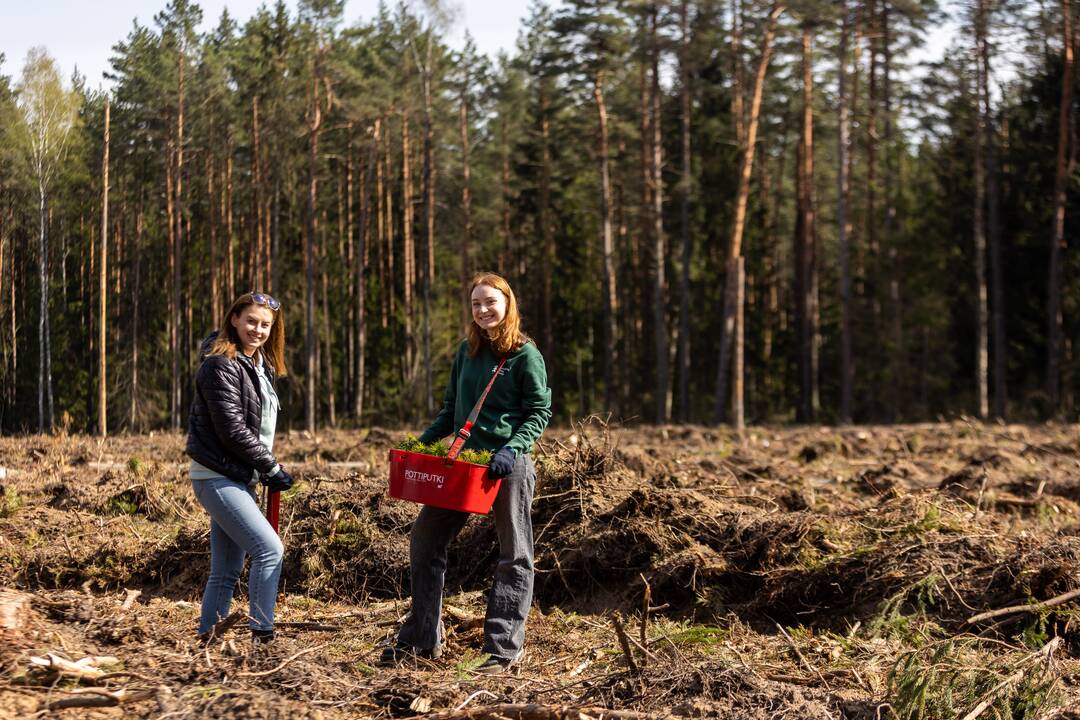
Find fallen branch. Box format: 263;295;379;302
424;703;662;720
46;686;156;710
205;609;246;640
275;622;342;631
454;690;499;712
775;623;829;690
237;643;327;677
966;588;1080;625
30;653;118;681
960;638;1060;720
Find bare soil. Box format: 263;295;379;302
1;419;1078;719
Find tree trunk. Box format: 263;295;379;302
402;111;414;383
794;25;816;423
983;5;1005;419
225;150;235;302
38;184;49;432
731;0;745;148
385;124;396;326
173;48;185;431
208;152;220;323
252;95;264;290
866;1;881;415
974;0;990;420
421;38;436;416
460;87;473;305
1048;0;1073;413
355;120;378;420
676;0;693;422
130;199;142;430
838;3;854;424
320;221;336;428
344;135;355;404
305;74;324;433
883;5;902;419
650;5;670;424
98;98;110;437
540;89;555;365
595;69;619;414
500;112;512;277
714;2;785;423
732;256;745;429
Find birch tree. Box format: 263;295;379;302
14;48;80;432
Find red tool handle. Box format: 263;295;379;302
267;490;281;533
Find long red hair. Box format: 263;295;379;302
207;292;288;376
466;272;530;357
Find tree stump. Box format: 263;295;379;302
0;590;31;647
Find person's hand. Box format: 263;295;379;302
264;467;294;492
488;447;517;478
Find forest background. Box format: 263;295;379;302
0;0;1075;436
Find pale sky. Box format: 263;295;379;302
0;0;540;90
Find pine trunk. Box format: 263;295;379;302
714;2;785;423
98;98;110;437
1048;0;1073;412
305;75;323;433
974;1;990;420
402;111;414;382
838;3;854;424
595;69;619;413
883;6;902;419
651;5;669;424
676;0;693;422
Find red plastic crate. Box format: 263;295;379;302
388;449;501;514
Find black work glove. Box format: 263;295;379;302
488;447;517;479
263;467;294;493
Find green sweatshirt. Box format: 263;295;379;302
419;339;552;456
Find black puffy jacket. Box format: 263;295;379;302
185;333;278;484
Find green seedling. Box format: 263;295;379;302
127;456;148;477
454;650;489;679
396;435;493;465
0;486;22;518
889;640;1059;720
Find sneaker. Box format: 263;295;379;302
473;650;523;675
377;641;441;667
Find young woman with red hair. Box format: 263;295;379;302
382;272;552;673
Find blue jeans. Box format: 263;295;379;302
397;453;536;660
191;477;284;634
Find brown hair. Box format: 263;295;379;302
207;292;288;376
466;272;530;357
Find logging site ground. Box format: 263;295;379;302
1;421;1080;719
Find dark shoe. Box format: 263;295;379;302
473;650;523;675
251;628;275;644
377;641;441;667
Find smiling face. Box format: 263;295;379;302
471;283;508;332
230;304;276;356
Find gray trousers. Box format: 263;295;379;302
397;453;536;659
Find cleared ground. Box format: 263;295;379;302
1;420;1078;718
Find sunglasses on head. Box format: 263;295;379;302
250;292;281;311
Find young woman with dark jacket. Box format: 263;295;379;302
381;272;552;673
186;292;294;643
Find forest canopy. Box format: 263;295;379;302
0;0;1077;434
